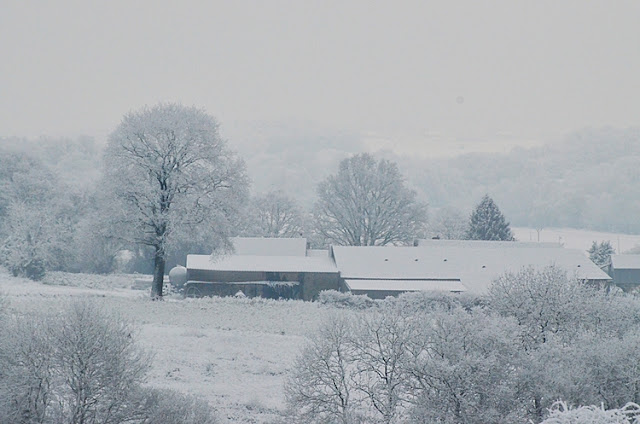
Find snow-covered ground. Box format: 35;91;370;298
512;227;640;254
0;268;334;423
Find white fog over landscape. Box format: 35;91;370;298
1;1;640;423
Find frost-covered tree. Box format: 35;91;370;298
405;307;523;424
588;240;615;267
0;300;219;423
466;195;514;241
285;314;358;424
0;151;58;279
242;190;305;238
349;304;418;423
0;202;51;280
104;103;249;298
0;147;84;278
489;266;589;348
286;285;640;424
72;190;127;274
313;153;427;246
488;265;640;420
428;207;468;240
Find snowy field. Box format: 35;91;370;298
0;268;337;423
513;227;640;253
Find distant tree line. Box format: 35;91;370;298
397;127;640;234
0;103;516;295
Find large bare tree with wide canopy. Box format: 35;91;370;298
313;153;427;246
104;103;248;298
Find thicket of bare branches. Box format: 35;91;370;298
240;190;306;238
285;266;640;424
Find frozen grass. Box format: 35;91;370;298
0;267;335;423
42;270;147;289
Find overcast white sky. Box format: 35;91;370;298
1;1;639;155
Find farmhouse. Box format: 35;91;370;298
608;254;640;291
184;237;612;300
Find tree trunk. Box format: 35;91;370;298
151;246;165;299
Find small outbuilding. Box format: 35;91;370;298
608;254;640;291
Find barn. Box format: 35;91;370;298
184;238;612;300
185;238;340;300
331;240;612;296
415;239;612;292
331;245;466;299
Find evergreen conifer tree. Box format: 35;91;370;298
587;240;615;267
466;195;515;241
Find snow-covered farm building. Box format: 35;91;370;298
607;254;640;291
184;237;612;300
185;238;340;300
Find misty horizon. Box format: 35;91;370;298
2;1;639;157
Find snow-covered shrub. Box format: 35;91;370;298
0;312;55;423
488;265;640;419
318;290;376;309
138;387;219;424
0;202;50;280
390;289;486;313
287;266;640;424
0;300;154;423
540;401;640;424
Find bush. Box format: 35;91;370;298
318;290;376;309
391;290;486;312
0;299;219;423
291;266;640;424
138;388;219;424
540;401;640;424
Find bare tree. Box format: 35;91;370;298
0;314;55;424
285;314;359;424
313;153;427;246
0;300;151;424
243;190;305;238
52;301;150;424
427;207;468;240
404;307;523;424
0;201;54;280
349;305;416;423
104;103;249;298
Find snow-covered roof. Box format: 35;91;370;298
345;279;466;293
417;239;563;248
611;254;640;269
187;253;338;274
230;237;307;256
307;249;331;257
332;245;611;293
186;280;300;286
